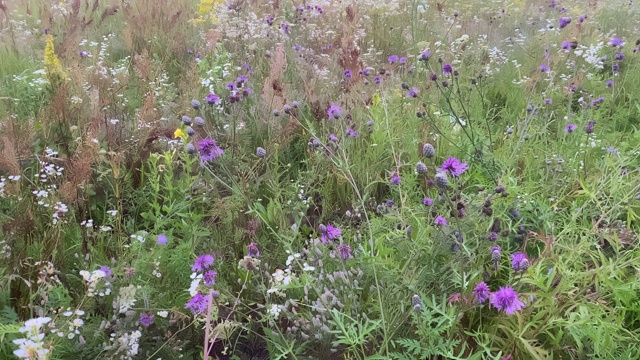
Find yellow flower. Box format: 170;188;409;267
44;34;66;86
174;128;185;138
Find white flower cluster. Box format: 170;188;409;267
107;330;142;360
115;284;138;314
79;269;111;297
58;309;86;339
12;317;52;359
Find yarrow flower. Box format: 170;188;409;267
439;157;469;177
198;137;224;163
473;282;491;303
192;254;214;272
510;252;530;271
327;103;342;120
490;286;525;315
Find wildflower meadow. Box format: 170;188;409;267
1;0;640;358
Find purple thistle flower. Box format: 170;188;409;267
490;286;525;315
407;87;420;98
558;17;571;29
329;133;339;143
434;216;447;226
390;172;401;185
615;52;625;61
429;72;438;81
373;76;382;84
157;234;168;246
612;63;620;72
473;282;491;303
361;68;371;76
139;312;154;327
579;15;586;22
423;197;433;206
606;80;614;87
388;54;399;64
487;232;499;242
399;56;407;64
491;246;501;261
442;63;453;75
226;82;235;91
100;266;112;277
539;63;550;73
337;244;353;260
203;270;217;286
346;127;359;138
327;103;342;120
321;225;342;243
236;75;248;85
280;22;290;34
419;50;431;61
242;88;252;97
343;69;353;79
198;137;224;163
205;92;221;105
247;242;260;257
192;254;214;272
561;41;571;51
510;252;530;271
544;98;553;105
609;37;624;48
564;124;578;133
185;292;209;315
439;157;469;177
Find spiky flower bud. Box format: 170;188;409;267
422;143;436;158
415;161;428;174
434;172;449;188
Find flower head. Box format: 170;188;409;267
192;254;214;272
439;157;468;177
407;87;420;98
442;63;453;75
327;103;342;120
422;197;433;206
198;137;224;163
321;225;342;243
337;244;353;260
564;124;578;133
558;17;571;29
157;234;168;246
388;54;399;64
434;216;447;226
99;266;112;277
174;128;185;139
191;100;201;110
490;286;525;315
473;282;491;303
139;312;154;327
561;41;571;51
205;92;221;105
510;252;530;271
203;270;217;286
609;37;624;48
390;172;401;185
185;292;209;315
539;63;550;73
247;242;260;257
256;147;267;158
491;246;502;261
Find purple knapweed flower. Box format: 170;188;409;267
510;252;530;271
490;286;525;315
327;103;342;120
328;133;339;143
561;41;571;51
192;254;214;272
579;15;586;22
247;242;260;257
544;98;553;105
434;216;447;226
100;266;112;277
558;17;571;29
280;22;290;34
337;244;353;260
439;157;469;177
539;63;550;73
390;172;401;185
236;75;248;86
346;127;359;138
442;63;453;75
487;232;499;242
205;92;221;105
423;197;433;206
242;88;252;97
615;52;625;61
343;69;353;79
399;56;407;64
361;68;371;76
606;80;614;87
226;82;235;91
139;312;154;327
609;37;624;48
203;270;217;286
185;292;209;315
198;137;223;163
321;225;342;243
419;50;431;61
388;54;399;64
407;88;420;98
473;282;491;303
564;124;578;133
157;234;168;246
373;76;381;84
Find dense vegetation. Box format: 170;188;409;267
0;0;639;358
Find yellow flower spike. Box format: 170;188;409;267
174;128;185;139
44;34;66;86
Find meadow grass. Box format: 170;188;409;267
0;0;639;359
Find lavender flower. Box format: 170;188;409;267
564;124;578;133
473;282;491;303
185;293;209;315
490;286;525;315
439;157;469;177
247;242;260;257
203;270;217;286
139;312;154;327
337;244;353;260
192;254;214;272
434;216;447;226
510;252;529;271
198;137;223;163
327;103;342;120
157;234;168;246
